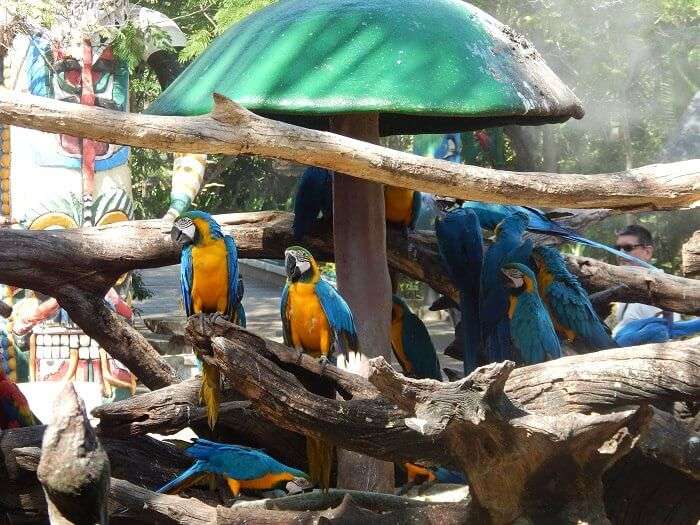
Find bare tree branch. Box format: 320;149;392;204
1;90;698;210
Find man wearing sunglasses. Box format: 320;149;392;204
612;225;679;337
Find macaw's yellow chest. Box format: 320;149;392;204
286;282;332;358
191;240;229;314
226;472;295;496
385;186;415;226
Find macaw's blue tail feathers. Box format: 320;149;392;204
293;167;333;241
200;362;221;430
306;436;333;491
435;208;483;375
671;318;700;338
157;462;208;494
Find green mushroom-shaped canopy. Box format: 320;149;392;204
147;0;584;135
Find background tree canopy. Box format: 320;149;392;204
127;0;698;272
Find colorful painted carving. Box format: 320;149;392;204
0;4;203;401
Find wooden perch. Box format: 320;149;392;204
92;377;308;469
36;383;110;525
1;211;698;316
187;317;698;524
1;90;698;210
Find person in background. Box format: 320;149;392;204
612;224;680;337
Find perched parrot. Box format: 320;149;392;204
281;246;358;490
390;295;441;380
403;463;467;486
480;212;533;364
532;245;617;352
158;439;310;496
461;201;656;269
435;207;483;374
171;210;245;430
615;317;700;347
384;186;422;231
292;166;333;241
502;262;562;365
0;367;37;429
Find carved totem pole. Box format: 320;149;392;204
0;1;203;400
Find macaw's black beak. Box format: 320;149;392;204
285;254;300;280
501;269;523;289
170;226;190;248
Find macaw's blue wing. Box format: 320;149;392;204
409;190;422;231
435;208;483;374
186;439;307;480
280;283;292;347
400;304;441;381
224;235;242;320
510;293;562;364
315;279;358;360
614;317;670;346
546;280;616;350
462;201;656;269
293;167;333;241
180;245;194;317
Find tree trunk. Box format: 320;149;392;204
329;113;394;493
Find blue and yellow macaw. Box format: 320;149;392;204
532;246;616;351
292;166;333;241
435;207;483;374
615;317;700;347
171;210;245;430
461;201;656;269
158;439;310;496
390;296;441;381
480;212;533;364
502;262;561;365
385;186;422;231
403;462;467;486
280;246;358;490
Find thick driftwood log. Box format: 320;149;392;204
188;316;699;524
92;377;308;470
603;449;700;525
0;425;192;518
36;384;110;525
683;230;700;278
1;90;698;210
1;211;698;315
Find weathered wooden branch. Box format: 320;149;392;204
92;377;308;469
1;211;698;316
186;316;698;524
683;230;700;278
36;383;110;525
1;90;698;210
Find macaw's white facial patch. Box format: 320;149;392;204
296;259;311;275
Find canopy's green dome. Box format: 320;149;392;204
147;0;584;135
